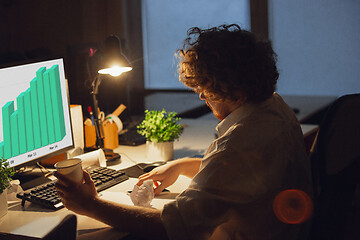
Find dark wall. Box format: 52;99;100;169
0;0;144;119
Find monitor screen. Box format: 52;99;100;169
0;58;74;168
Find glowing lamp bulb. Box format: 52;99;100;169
98;65;132;77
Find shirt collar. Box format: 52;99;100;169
216;94;276;137
216;105;253;137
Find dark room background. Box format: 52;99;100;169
0;0;144;119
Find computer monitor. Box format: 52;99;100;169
0;58;74;169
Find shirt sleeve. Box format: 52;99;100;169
161;147;275;240
161;187;232;240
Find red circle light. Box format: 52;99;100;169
273;189;313;224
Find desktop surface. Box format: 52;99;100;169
0;118;213;239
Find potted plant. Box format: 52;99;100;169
137;109;183;161
0;157;15;218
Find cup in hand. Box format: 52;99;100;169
55;158;83;183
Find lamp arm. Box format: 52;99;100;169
91;75;105;149
92;75;103;95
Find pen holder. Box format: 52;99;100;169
103;122;119;149
84;122;119;150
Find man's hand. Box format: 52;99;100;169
54;170;98;216
137;161;182;196
137;158;202;196
56;170;168;239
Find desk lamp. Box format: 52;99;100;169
91;35;132;159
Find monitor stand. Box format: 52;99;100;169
84;146;121;162
13;167;53;191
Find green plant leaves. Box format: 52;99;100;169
137;109;183;143
0;157;15;194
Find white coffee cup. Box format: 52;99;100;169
55;158;83;183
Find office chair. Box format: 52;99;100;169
0;214;77;240
308;94;360;240
43;214;77;240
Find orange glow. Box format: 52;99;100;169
273;189;313;224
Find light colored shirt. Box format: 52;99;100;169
161;93;313;240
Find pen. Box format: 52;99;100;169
88;106;95;126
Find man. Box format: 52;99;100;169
55;24;313;239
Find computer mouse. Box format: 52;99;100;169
143;162;164;173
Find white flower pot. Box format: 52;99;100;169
0;190;8;219
146;141;174;162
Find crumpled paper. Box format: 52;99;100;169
129;180;154;208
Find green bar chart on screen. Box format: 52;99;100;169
10;111;20;156
0;64;66;159
17;92;27;154
44;69;56;143
24;89;35;151
49;65;66;141
2;101;14;159
36;67;49;146
30;78;42;149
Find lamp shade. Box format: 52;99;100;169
98;35;132;76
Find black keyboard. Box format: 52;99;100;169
16;166;129;210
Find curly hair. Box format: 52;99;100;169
177;24;279;103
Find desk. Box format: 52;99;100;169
281;95;337;123
145;92;337;123
0;118;317;239
0;119;216;239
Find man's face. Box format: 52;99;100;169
198;91;236;121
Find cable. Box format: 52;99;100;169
117;151;145;170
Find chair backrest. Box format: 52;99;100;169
308;94;360;240
43;214;77;240
0;214;77;240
